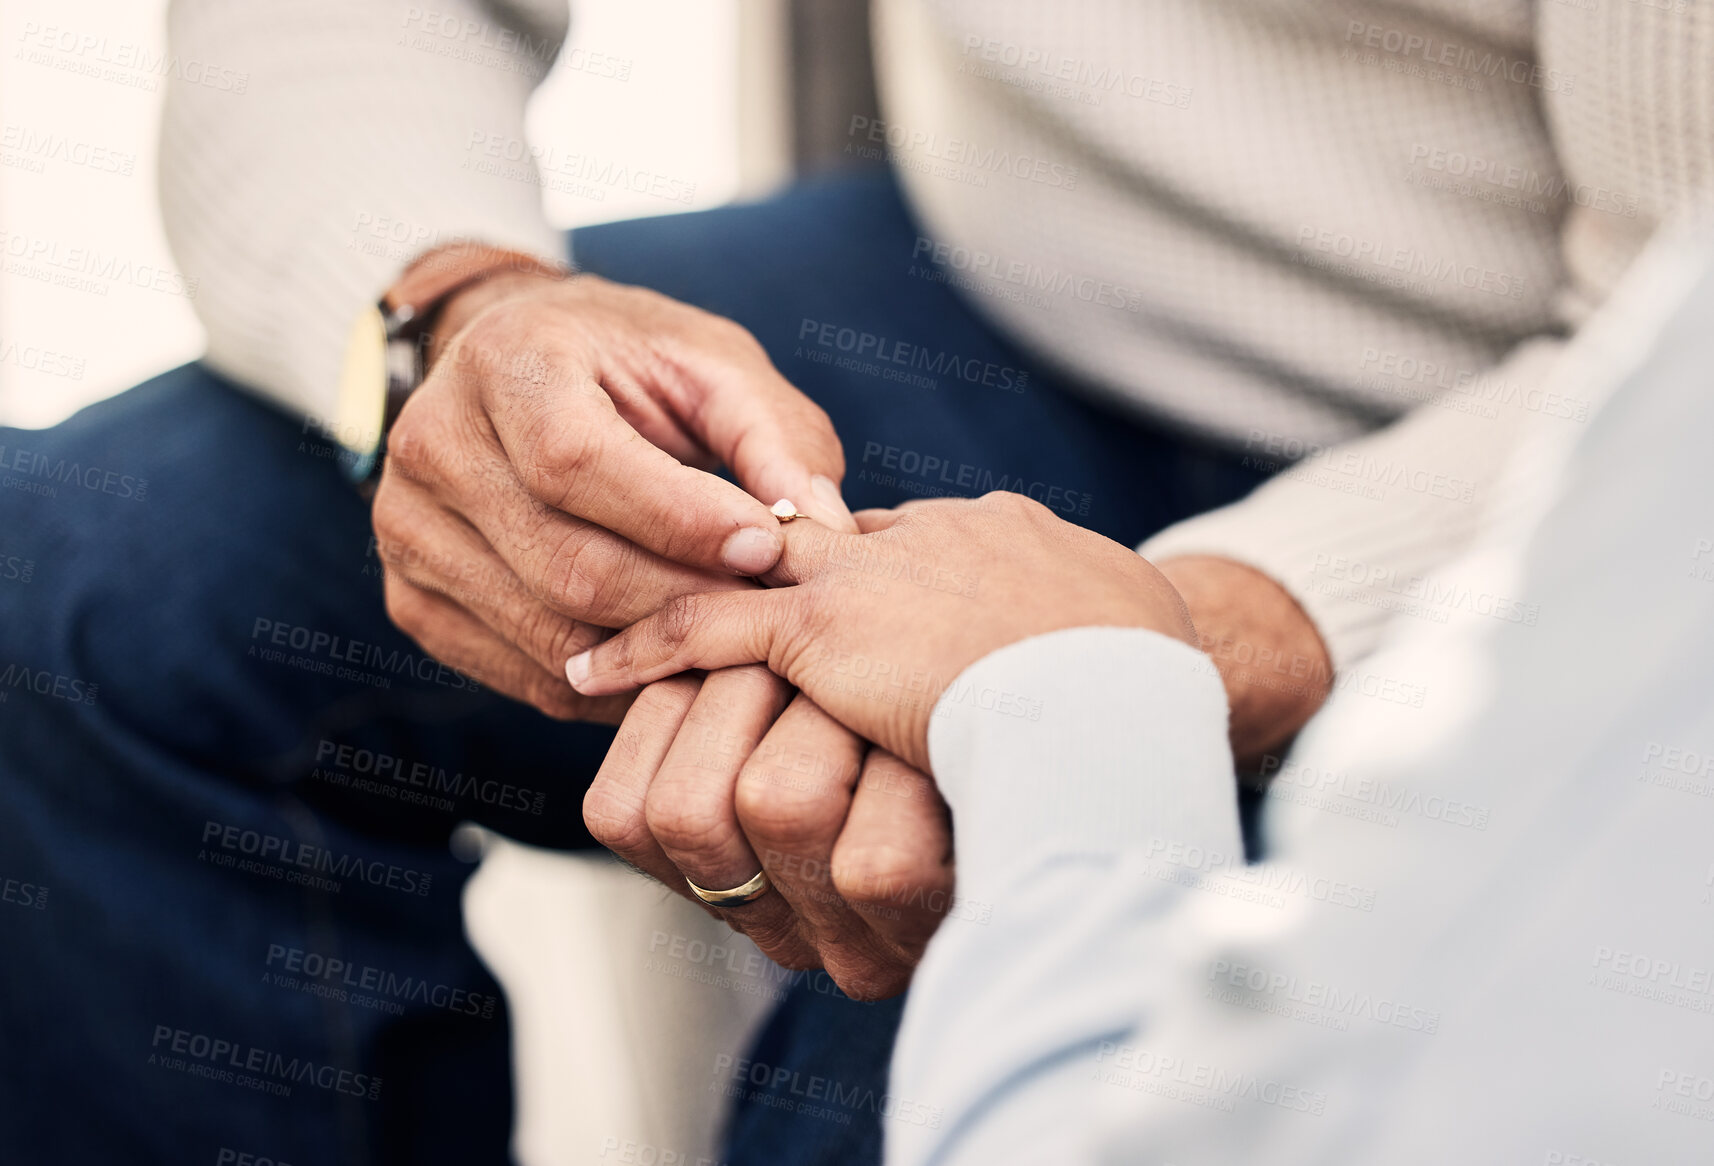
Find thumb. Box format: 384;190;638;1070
564;589;796;696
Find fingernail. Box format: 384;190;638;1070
722;525;782;575
564;651;592;692
810;475;856;530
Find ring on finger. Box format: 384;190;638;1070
685;869;772;907
771;499;813;524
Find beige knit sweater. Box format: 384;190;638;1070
161;0;1714;667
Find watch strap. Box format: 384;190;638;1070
382;241;571;336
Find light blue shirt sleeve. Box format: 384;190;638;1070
884;627;1238;1166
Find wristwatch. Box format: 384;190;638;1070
332;242;571;487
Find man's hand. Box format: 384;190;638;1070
370;263;947;995
1156;556;1332;768
370;270;853;718
565;492;1200;773
584;673;953;1000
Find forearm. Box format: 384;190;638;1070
161;0;569;424
1158;554;1331;768
1140;337;1566;673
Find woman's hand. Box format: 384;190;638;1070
565;492;1201;773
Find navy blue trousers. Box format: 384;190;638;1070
0;172;1265;1165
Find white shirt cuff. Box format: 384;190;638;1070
926;626;1239;909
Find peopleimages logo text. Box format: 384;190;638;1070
149;1025;380;1099
201;821;434;896
847;116;1079;189
249;617;481;692
0;441;147;500
797;319;1028;393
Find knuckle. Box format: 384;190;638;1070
831;844;937;908
643;785;731;857
826;960;909;1003
988;488;1051;521
705;313;764;355
653;594;703;653
511;602;564;661
735;766;844;841
382;578;428;635
546;527;629;616
796;399;844;460
385;414;423;469
744;921;820;971
582;783;653;855
527;418;601;484
383;410;438;486
600;626;638;679
816;439;846;483
368;495;413;564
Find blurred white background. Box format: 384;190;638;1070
0;0;784;428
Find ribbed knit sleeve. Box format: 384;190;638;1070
1140;0;1714;670
1139;335;1561;669
1142;225;1714;670
872;0;1712;670
159;0;570;425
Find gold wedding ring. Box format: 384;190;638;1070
685;870;772;908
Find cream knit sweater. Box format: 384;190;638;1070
161;0;1713;668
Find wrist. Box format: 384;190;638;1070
1156;554;1332;769
428;265;568;365
333;242;570;491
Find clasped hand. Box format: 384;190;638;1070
572;493;1195;1000
369;271;1192;1000
371;271;959;998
